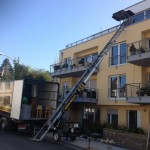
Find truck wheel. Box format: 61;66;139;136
69;135;76;141
1;120;7;130
53;131;61;142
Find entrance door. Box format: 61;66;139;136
129;110;137;129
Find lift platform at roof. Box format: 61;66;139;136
112;10;135;21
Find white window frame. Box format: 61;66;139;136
109;75;126;99
110;42;127;67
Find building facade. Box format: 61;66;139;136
50;0;150;133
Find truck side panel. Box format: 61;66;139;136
0;81;14;115
10;80;23;120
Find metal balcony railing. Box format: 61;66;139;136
127;38;150;57
50;55;98;74
58;87;98;103
126;82;150;98
65;9;150;49
108;88;126;98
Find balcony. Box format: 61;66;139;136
127;38;150;67
58;88;98;103
50;55;98;78
126;83;150;104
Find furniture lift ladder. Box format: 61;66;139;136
33;18;130;142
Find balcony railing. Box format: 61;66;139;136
128;38;150;56
50;55;98;77
108;88;126;98
58;87;98;103
127;38;150;66
126;82;150;103
65;9;150;49
66;25;120;48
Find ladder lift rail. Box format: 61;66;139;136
33;18;131;141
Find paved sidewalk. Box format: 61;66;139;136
47;133;130;150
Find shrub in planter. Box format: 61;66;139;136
136;87;146;96
71;64;76;68
139;46;145;53
129;44;136;55
79;58;85;65
62;63;68;68
117;125;128;132
145;87;150;96
135;127;144;134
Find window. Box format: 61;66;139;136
146;10;150;19
108;109;118;126
109;75;126;98
83;108;100;124
110;43;126;66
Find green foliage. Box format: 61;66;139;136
0;59;51;82
0;58;13;80
102;122;144;135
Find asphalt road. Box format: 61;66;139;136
0;130;79;150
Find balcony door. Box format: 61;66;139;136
128;110;141;129
63;81;69;98
65;57;72;69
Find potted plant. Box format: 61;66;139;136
136;87;146;96
78;58;85;66
139;46;145;53
145;87;150;96
62;63;68;68
129;44;136;55
71;64;76;68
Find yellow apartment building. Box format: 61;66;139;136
50;0;150;133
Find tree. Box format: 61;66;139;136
25;68;51;81
0;59;51;82
14;63;29;80
0;58;13;80
15;64;51;82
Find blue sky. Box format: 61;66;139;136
0;0;142;71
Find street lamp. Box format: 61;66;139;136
0;52;19;80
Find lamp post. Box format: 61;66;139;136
0;52;19;80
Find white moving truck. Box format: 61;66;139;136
0;80;59;132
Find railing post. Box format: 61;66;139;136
139;83;141;100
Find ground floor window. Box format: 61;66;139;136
107;109;118;127
82;108;100;125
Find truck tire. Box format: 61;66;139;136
1;119;7;130
53;131;61;142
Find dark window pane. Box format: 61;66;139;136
111;77;117;97
108;114;118;126
132;12;144;24
146;10;150;19
112;114;118;126
119;75;126;97
129;111;137;129
120;43;126;64
111;45;118;65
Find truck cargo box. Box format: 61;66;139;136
0;80;59;121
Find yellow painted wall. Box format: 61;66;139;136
100;105;150;133
57;19;150;133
